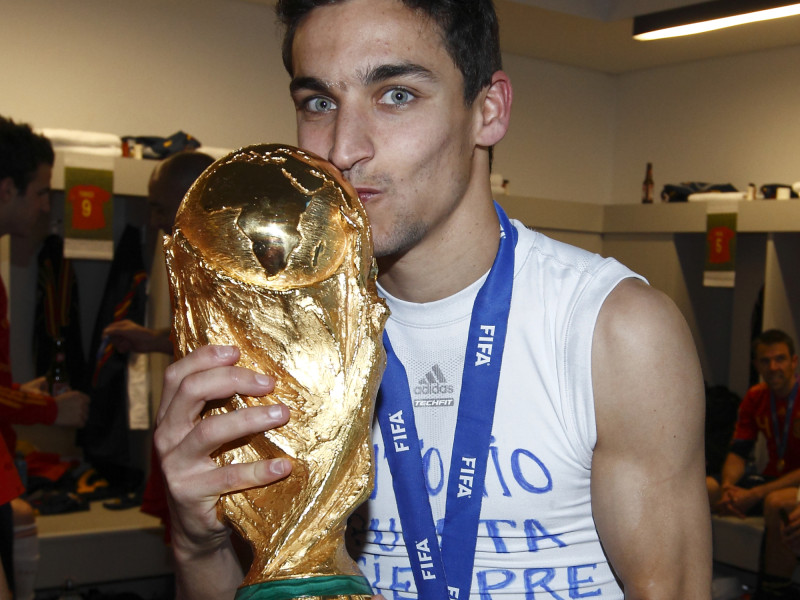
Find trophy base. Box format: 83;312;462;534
235;575;373;600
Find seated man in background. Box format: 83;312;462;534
709;328;800;599
0;115;90;600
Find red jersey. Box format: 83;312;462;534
733;381;800;477
0;438;23;505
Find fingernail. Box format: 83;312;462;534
215;345;236;359
267;404;284;420
255;373;272;387
270;458;289;476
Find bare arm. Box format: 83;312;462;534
591;278;711;599
154;345;291;600
719;452;746;489
104;319;174;354
724;467;800;518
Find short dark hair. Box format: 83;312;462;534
275;0;502;106
0;116;55;192
753;329;796;358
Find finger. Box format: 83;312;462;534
157;365;276;445
170;456;293;506
729;506;746;519
158;345;272;423
161;409;292;503
156;402;289;468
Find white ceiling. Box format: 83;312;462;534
498;0;800;72
242;0;800;73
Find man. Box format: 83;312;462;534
101;150;214;541
0;116;90;600
102;150;214;355
153;1;711;598
710;329;800;598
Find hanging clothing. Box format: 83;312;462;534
77;225;148;490
33;233;87;391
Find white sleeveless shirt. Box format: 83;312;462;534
348;220;643;598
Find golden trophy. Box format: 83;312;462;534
164;144;387;600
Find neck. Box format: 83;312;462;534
377;197;501;303
774;377;798;399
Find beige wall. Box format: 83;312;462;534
2;0;799;206
3;0;800;394
0;0;616;204
613;45;800;203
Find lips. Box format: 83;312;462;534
355;187;380;204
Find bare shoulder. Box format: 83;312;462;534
595;277;686;345
594;277;696;373
592;277;704;438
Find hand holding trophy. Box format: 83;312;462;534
164;144;388;600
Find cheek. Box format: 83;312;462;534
297;124;332;158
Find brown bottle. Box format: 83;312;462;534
642;162;654;204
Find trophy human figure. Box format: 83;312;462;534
165;144;387;599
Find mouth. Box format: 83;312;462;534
354;187;380;205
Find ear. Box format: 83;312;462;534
0;177;17;206
475;70;513;148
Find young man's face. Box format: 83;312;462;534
6;163;52;238
289;0;484;259
754;342;798;397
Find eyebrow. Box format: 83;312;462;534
289;62;437;95
362;62;436;85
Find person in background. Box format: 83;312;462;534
0;116;90;600
779;489;800;557
709;329;800;599
101;150;214;541
152;1;711;598
102;150;214;355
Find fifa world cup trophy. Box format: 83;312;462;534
164;144;388;600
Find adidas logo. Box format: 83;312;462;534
413;364;455;407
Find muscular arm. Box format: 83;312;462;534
591;278;711;599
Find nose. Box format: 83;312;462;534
327;103;373;175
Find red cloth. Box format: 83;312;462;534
733;381;800;477
24;450;76;483
0;440;23;505
0;277;57;456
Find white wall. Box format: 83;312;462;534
498;54;617;203
0;0;296;150
0;0;619;203
613;45;800;203
3;0;800;206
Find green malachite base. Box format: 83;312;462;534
235;575;373;600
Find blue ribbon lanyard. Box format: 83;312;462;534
377;203;517;599
770;381;799;469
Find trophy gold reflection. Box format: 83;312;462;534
164;144;388;600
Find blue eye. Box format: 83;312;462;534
381;88;414;106
306;97;336;113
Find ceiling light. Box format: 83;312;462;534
633;0;800;41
